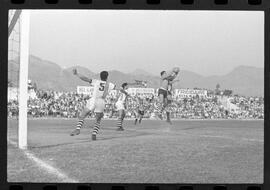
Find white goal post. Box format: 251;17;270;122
16;10;30;149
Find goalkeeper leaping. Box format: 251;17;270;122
156;67;180;123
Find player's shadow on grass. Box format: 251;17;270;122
97;127;179;141
97;131;151;141
27;139;92;149
182;126;203;130
28;130;151;149
28;125;180;149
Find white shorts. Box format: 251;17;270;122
86;98;106;113
115;101;125;111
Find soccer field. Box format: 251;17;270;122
7;118;263;183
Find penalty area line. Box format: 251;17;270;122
8;139;79;183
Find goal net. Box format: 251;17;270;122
8;10;30;149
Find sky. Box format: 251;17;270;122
29;10;264;76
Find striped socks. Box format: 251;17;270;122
117;117;123;129
76;119;84;130
92;121;101;135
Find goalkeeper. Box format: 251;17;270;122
156;67;180;121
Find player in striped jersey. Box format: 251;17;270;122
115;82;144;130
134;97;150;125
70;69;116;140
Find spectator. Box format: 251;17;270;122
7;89;264;119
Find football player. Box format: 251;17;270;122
70;69;115;140
156;67;180;120
134;97;150;125
115;82;140;130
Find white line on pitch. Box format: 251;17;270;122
8;139;79;183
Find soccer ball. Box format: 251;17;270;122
173;67;180;74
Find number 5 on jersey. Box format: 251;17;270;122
99;83;105;91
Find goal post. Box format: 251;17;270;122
18;10;30;149
8;10;31;149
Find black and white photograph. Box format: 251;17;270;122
7;10;264;183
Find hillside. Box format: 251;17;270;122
8;55;264;96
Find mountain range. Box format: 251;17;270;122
8;55;264;97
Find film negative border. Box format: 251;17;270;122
0;0;268;10
0;184;266;190
0;0;270;190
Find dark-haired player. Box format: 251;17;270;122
115;83;131;131
156;67;180;120
70;69;115;140
134;97;150;125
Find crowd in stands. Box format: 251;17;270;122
7;89;264;119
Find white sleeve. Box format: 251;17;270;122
91;79;98;86
109;83;116;91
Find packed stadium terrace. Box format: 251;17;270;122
7;89;264;119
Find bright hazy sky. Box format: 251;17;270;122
29;10;264;76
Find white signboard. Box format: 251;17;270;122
8;87;18;101
77;86;117;97
174;88;208;98
8;87;37;101
127;88;155;96
77;86;94;95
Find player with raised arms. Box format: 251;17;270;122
70;68;115;140
156;67;180;121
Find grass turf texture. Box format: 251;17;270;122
8;118;263;183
